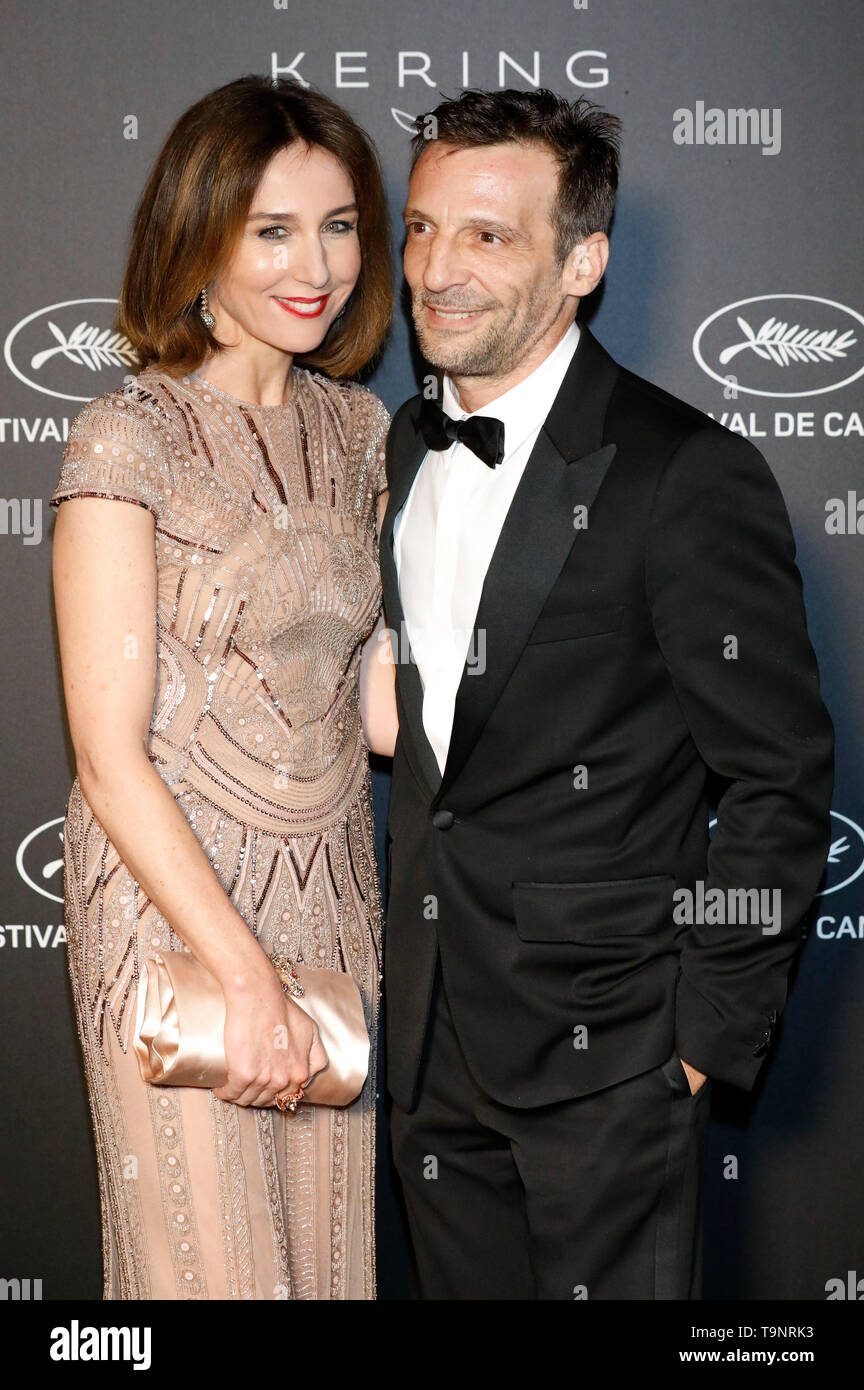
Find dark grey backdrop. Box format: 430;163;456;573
2;0;862;1300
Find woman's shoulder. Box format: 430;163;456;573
63;373;166;454
297;370;390;511
52;372;178;518
131;363;199;419
298;367;391;441
66;365;187;439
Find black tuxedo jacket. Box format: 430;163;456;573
379;322;834;1112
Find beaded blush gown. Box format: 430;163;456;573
50;363;390;1300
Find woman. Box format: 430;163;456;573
50;74;397;1300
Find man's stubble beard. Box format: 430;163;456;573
411;270;565;380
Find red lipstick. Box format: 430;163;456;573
273;293;331;318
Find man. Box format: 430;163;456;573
379;87;834;1300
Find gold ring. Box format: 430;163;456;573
275;1086;305;1113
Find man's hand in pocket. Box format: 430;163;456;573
679;1057;709;1095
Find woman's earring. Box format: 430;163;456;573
199;288;216;330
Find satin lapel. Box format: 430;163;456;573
379;399;443;800
437;324;620;801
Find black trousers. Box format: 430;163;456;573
389;957;711;1300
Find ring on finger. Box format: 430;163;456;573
275;1086;305;1113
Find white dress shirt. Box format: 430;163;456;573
393;317;581;775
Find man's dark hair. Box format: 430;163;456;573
409;87;622;266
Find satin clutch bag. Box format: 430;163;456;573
133;950;370;1107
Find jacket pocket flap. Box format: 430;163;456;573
526;601;625;645
512;874;675;942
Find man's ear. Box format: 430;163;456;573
561;232;609;298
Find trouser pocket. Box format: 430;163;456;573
660;1049;708;1100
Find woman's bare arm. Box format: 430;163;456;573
358;490;398;757
52;495;318;1105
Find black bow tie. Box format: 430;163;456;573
417;396;506;469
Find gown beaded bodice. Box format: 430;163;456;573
52;363;390;835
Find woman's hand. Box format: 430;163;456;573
213;966;327;1108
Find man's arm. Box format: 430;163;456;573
645;423;835;1091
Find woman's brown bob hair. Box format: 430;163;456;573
117;75;393;380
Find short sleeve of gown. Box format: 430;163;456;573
365;391;391;499
50;394;167;523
